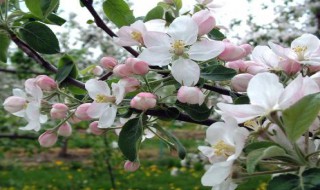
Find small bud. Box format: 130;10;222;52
192;10;216;36
130;92;157;111
218;41;247;62
120;77;140;93
125;58;149;75
113;64;132;77
225;60;248;72
89;121;104;135
3;96;27;113
57;122;72;137
279;59;301;75
38;130;58;147
35;75;57;91
177;86;205;105
68;115;82;124
91;66;104;76
50;103;68;119
124;160;140;172
75;103;92;121
100;56;118;70
239;44;253;55
231;73;254;92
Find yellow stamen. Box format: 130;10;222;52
292;45;307;60
171;40;185;56
212;140;235;157
131;31;143;44
95;94;115;103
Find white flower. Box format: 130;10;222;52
114;20;147;46
139;16;224;86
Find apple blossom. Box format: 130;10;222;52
124;160;140;172
91;66;103;76
3;96;27;114
130;92;157;111
177;86;205;105
38;130;58;147
114;20;146;46
50;103;68;119
35;75;57;91
118;77;140;93
57;122;72;137
139;16;225;86
100;56;118;70
192;10;216;36
125;58;149;75
218;41;252;62
231;73;254;92
113;64;133;77
88;121;105;135
75;103;92;121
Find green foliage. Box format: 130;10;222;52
267;168;320;190
176;101;212;122
158;107;180;121
173;0;182;11
208;28;226;41
19;22;60;54
144;6;164;22
234;96;250;104
200;64;237;81
118;118;143;161
103;0;135;28
56;55;78;84
244;141;281;154
236;175;271;190
283;93;320;141
0;32;10;63
25;0;59;19
246;146;286;173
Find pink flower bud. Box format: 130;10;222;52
130;92;157;111
279;59;301;75
75;103;92;121
50;103;68;119
89;121;104;135
91;66;104;76
239;44;253;55
120;77;140;93
218;41;247;62
177;86;205;105
35;75;57;91
68;115;82;124
231;73;254;92
58;122;72;137
124;160;140;172
3;96;27;113
125;58;149;75
113;64;132;77
100;56;118;70
225;60;247;72
192;10;216;36
245;61;268;75
38;130;58;147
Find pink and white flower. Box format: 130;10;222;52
130;92;157;111
114;20;147;46
177;86;205;105
139;16;225;86
192;10;216;36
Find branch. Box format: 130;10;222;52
9;32;85;89
0;67;46;75
99;71;113;81
0;133;37;140
203;84;242;97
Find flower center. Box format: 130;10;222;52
292;45;307;60
131;31;143;44
212;140;235;157
171;40;186;56
95;94;115;103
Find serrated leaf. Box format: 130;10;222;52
19;22;60;54
153;124;186;159
103;0;135;28
201;64;236;81
176;101;212;122
0;32;11;63
246;146;286;174
144;6;164;22
208;28;226;41
283;93;320;141
244;141;281;154
25;0;43;18
118;118;143;161
56;55;77;84
267;168;320;190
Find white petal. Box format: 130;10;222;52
291;34;320;56
87;102;108;118
247;73;284;110
168;16;198;45
251;46;280;68
19;121;41;131
13;89;27;98
143;31;171;48
98;105;117;128
188;40;225;61
131;20;147;34
85;79;111;99
201;161;233;186
279;74;303;109
138;46;172;66
217;103;266;123
39;114;48;124
171;59;200;86
26;102;40;121
112;82;126;105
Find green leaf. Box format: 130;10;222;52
283;93;320;141
47;13;66;26
19;22;60;54
236;175;271;190
176;101;212;122
25;0;43;18
267;168;320;190
118;118;143;161
244;141;281;154
0;32;11;63
41;0;59;18
56;55;78;84
234;96;250;104
103;0;135;28
67;84;87;95
201;64;236;81
173;0;182;10
153;124;186;159
158;107;180;121
246;146;286;174
144;6;164;22
208;28;226;41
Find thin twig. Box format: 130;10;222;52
0;68;47;75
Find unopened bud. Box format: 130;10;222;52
130;92;157;111
38;130;58;147
113;64;132;77
35;75;57;91
89;121;104;135
124;160;140;172
177;86;205;105
218;41;247;62
100;56;118;70
120;77;140;93
75;103;92;121
50;103;68;119
231;73;254;92
125;58;149;75
57;122;72;137
91;66;104;76
192;10;216;36
3;96;27;113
